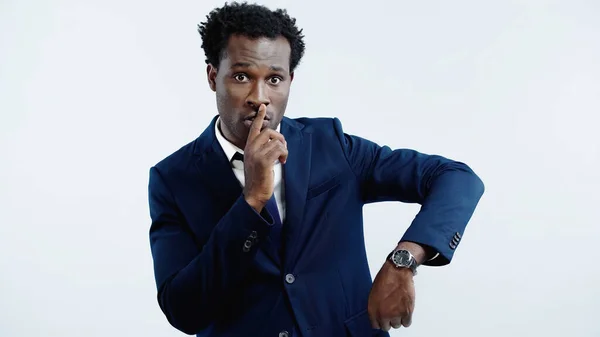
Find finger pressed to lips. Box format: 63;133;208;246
245;113;271;121
243;118;270;129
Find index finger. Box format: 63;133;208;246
247;104;267;142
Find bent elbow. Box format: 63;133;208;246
462;163;485;197
439;160;485;198
475;173;485;196
157;283;213;335
170;316;209;336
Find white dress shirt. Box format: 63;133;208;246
214;117;286;222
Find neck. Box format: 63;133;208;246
217;119;246;150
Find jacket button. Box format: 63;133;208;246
285;274;295;284
279;331;290;337
243;240;252;252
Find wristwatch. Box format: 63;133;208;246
387;249;418;275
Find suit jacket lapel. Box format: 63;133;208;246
194;117;244;208
280;117;311;267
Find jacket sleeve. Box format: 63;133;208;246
148;166;275;334
332;118;485;266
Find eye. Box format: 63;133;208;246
269;76;283;85
233;74;249;82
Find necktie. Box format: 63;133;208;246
231;153;283;253
231;153;293;332
265;195;282;247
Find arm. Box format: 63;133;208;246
148;166;274;334
333;118;484;265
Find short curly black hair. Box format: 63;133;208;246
197;2;305;72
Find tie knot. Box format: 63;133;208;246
232;152;244;163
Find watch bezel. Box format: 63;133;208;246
388;249;418;275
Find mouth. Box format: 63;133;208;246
243;118;270;129
244;114;271;122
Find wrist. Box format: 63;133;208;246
244;195;265;213
384;260;414;278
395;241;433;265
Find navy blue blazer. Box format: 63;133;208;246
148;116;484;337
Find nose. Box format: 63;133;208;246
246;82;270;111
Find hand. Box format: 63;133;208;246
243;104;288;211
368;261;415;332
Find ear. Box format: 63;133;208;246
207;64;217;92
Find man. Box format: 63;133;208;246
148;2;484;337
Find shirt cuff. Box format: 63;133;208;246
428;252;440;261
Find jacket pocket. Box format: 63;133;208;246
306;174;341;200
344;309;382;337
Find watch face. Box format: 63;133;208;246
393;250;410;266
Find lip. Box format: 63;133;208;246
245;116;271;121
243;118;270;129
244;112;272;121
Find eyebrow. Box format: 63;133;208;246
231;62;286;72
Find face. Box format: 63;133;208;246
207;34;294;149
